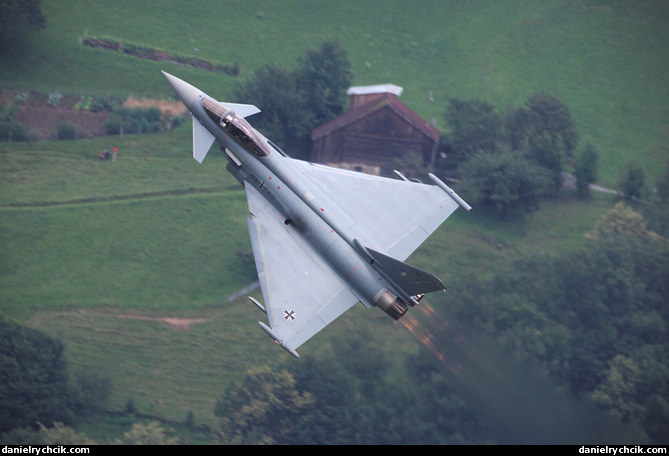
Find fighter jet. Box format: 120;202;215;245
163;71;471;358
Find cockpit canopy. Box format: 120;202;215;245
202;98;270;157
202;97;229;123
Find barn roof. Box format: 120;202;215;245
347;84;404;97
311;92;440;143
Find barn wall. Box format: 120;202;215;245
311;95;439;175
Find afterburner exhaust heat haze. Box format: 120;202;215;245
163;71;470;358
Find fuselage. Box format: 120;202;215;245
186;91;412;318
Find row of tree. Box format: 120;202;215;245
451;202;669;442
434;94;601;219
213;348;495;444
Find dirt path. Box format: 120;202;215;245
0;186;233;209
561;171;619;195
118;314;209;331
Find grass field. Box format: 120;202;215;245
0;0;665;429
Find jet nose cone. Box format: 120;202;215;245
161;71;203;109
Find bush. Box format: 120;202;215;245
0;103;28;142
103;116;122;135
103;106;163;135
90;97;122;112
0;120;28;141
69;370;112;414
56;121;77;140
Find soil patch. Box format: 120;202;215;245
2;90;186;140
16;106;109;139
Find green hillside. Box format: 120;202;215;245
1;0;667;184
0;126;617;424
1;0;667;437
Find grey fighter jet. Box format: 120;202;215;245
163;71;471;358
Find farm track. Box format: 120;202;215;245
0;185;239;209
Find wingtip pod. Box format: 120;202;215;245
428;173;472;211
258;321;300;358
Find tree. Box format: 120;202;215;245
574;143;599;198
232;62;304;145
444;98;502;157
505;92;579;192
459;149;552;220
618;162;646;202
294;40;353;129
214;366;314;444
232;41;352;152
592;355;645;424
585;202;661;243
287;356;370;444
642;158;669;238
400;352;495;444
113;422;178;445
524;132;564;191
507;92;579;157
0;317;72;433
0;103;28;142
0;0;46;47
39;423;98;445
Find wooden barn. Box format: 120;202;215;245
310;84;440;176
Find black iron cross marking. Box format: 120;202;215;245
283;309;296;321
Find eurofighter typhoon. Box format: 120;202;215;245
163;71;471;358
